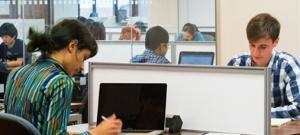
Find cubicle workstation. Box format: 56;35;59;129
83;40;216;73
88;62;271;135
83;40;171;73
29;40;215;73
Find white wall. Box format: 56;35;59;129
149;0;178;33
178;0;215;32
138;0;150;17
217;0;300;65
53;1;78;23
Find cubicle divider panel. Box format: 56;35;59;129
105;32;177;41
88;63;271;135
84;40;172;73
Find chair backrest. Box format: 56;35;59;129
203;33;215;41
0;113;41;135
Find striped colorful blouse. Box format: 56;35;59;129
4;58;89;135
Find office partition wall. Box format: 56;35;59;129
88;63;271;134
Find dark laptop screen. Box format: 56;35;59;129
97;83;167;131
178;51;214;65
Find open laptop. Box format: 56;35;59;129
178;51;214;65
97;83;167;134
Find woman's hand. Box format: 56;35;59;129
90;114;122;135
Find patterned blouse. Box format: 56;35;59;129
5;58;89;135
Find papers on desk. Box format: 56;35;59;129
271;118;291;127
204;133;240;135
67;123;88;133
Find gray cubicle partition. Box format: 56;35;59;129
83;40;172;73
83;41;216;73
105;31;177;41
88;63;271;135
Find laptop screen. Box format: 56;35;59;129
97;83;167;131
178;51;214;65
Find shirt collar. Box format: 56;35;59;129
144;48;156;55
38;57;69;75
267;50;277;68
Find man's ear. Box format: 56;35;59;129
154;44;164;55
273;38;279;47
67;39;79;52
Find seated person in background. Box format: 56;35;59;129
0;48;7;99
131;26;170;64
119;24;141;40
77;17;106;40
227;13;300;119
176;23;205;41
71;71;89;123
5;19;122;134
0;49;7;73
0;23;24;71
134;21;147;33
90;21;106;40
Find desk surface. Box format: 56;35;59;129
68;120;300;135
272;120;300;135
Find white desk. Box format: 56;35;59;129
67;123;89;133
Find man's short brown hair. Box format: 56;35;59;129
246;13;280;42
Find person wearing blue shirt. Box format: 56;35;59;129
176;23;205;41
131;26;170;64
228;13;300;119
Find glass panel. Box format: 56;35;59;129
0;0;28;95
0;0;216;127
0;0;216;69
178;0;215;41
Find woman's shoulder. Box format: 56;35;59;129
193;32;205;41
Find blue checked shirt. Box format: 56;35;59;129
130;49;170;64
228;50;300;119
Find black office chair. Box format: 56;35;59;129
0;113;41;135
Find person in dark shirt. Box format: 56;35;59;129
0;23;25;71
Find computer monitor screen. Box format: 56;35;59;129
97;83;167;131
178;51;214;65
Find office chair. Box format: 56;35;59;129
203;33;215;41
0;113;41;135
